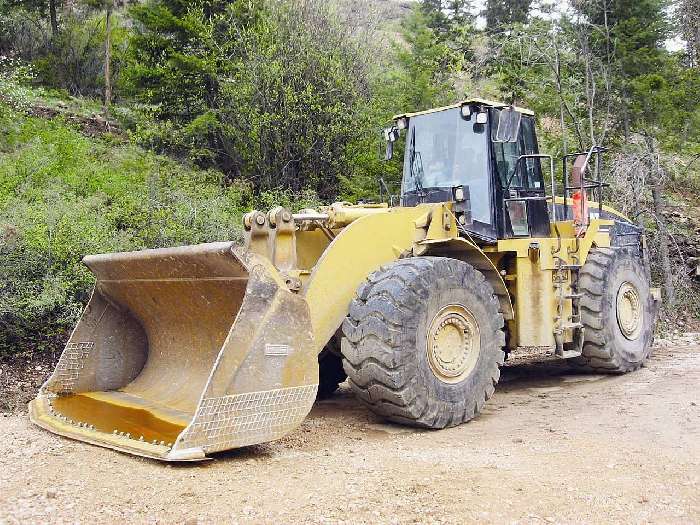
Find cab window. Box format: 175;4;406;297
491;111;543;191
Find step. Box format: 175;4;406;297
558;264;582;270
558;322;583;331
557;349;583;359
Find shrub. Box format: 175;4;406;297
124;0;380;200
0;55;37;111
0;106;253;356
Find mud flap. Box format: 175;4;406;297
30;242;318;461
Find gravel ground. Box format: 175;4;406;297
1;343;699;524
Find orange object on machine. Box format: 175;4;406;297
572;190;588;229
571;155;589;236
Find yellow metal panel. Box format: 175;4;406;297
497;218;616;348
295;230;331;271
512;255;556;347
302;206;433;351
499;219;613;271
414;237;514;321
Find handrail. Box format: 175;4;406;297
562;146;608;224
504;154;556;219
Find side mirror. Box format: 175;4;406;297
384;127;400;142
383;126;400;160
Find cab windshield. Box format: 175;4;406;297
401;107;491;224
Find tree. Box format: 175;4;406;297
83;0;127;121
420;0;475;62
571;0;670;135
393;8;458;110
676;0;700;67
0;0;60;39
484;0;532;34
125;0;376;199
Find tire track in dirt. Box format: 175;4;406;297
0;344;698;524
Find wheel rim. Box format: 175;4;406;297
616;282;643;340
426;304;480;384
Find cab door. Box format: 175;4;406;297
490;110;550;239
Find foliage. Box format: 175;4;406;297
0;0;699;357
484;0;532;33
0;105;252;355
39;10;127;97
0;2;127;97
0;56;37;111
0;2;52;59
124;0;377;201
675;0;700;67
392;6;461;110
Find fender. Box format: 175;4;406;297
413;237;514;321
302;205;433;353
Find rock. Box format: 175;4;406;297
46;489;57;499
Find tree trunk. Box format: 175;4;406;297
49;0;59;39
104;5;113;124
645;135;675;306
651;182;675;306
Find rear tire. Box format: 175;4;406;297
572;247;655;373
341;257;505;429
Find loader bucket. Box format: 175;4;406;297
29;242;318;461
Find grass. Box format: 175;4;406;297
0;101;252;355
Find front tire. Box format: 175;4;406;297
341;257;505;429
573;247;655;372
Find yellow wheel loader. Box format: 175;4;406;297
30;98;659;461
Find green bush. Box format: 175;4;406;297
1;3;128;98
0;105;255;356
0;56;37;111
123;0;387;201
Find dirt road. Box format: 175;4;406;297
1;344;698;524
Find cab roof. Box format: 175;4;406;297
393;97;535;120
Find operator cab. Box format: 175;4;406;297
387;99;550;242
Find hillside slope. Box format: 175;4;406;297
0;103;255;355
